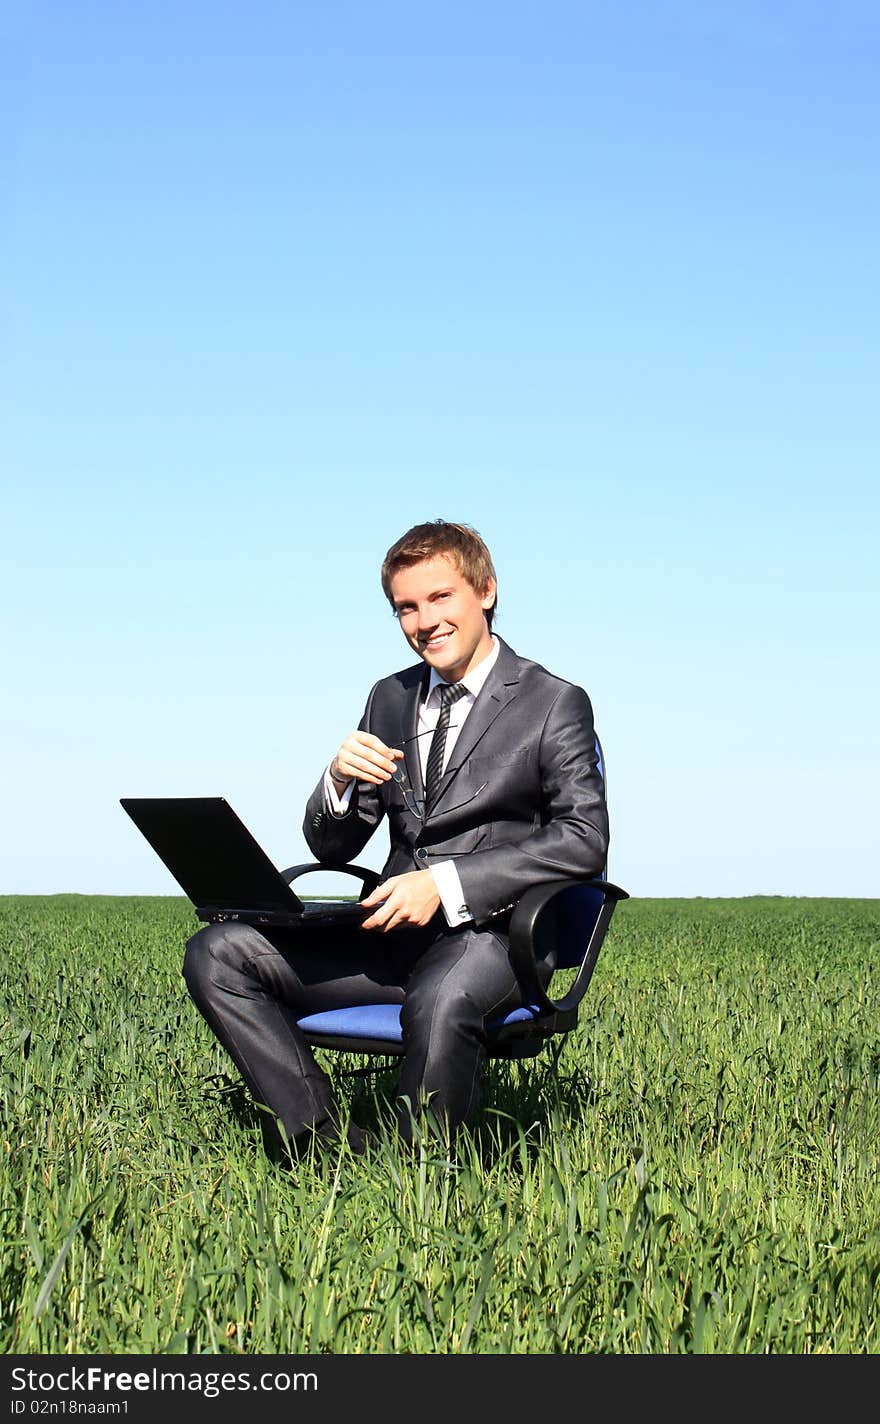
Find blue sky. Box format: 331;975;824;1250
2;1;877;898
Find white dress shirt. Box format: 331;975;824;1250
323;636;500;926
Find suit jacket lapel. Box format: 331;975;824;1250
428;639;520;814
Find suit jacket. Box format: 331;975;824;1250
303;637;609;927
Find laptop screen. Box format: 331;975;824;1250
120;797;306;914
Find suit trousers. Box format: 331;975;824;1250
182;915;553;1146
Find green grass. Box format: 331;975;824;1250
1;894;879;1354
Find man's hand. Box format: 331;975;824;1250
331;732;403;788
360;871;440;931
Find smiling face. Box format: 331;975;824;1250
389;554;497;683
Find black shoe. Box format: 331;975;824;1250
311;1117;377;1159
262;1112;375;1167
341;1122;377;1156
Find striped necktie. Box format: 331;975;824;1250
425;682;468;806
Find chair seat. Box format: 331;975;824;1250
297;1001;543;1046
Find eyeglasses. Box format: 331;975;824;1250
391;731;488;820
391;759;425;819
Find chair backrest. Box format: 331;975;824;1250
553;882;608;969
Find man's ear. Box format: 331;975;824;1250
480;578;497;612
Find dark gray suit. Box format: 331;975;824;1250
183;638;608;1147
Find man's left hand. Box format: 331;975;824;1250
360;871;440;931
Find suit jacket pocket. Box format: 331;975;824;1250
468;748;531;772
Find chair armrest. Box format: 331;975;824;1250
280;861;382;897
508;877;629;1016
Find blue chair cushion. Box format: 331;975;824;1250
297;1002;543;1045
298;1005;403;1044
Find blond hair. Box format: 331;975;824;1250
380;519;498;629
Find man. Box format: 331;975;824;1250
183;519;609;1157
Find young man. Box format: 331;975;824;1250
183;520;609;1156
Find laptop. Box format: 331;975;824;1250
120;796;374;929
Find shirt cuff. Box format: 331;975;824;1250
323;766;355;817
429;860;472;927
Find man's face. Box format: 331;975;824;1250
389;554;496;682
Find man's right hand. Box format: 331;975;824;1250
330;732;404;788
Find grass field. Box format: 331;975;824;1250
1;894;878;1355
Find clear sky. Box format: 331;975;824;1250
2;1;877;899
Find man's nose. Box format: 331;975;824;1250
416;604;439;630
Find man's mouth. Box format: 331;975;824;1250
422;631;453;652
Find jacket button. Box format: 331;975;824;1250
415;848;428;864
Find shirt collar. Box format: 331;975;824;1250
425;635;500;703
